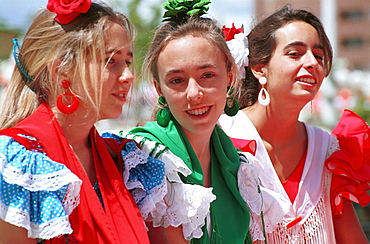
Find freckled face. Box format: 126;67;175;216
263;21;325;104
156;35;232;138
99;23;134;120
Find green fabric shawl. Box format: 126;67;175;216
129;119;251;244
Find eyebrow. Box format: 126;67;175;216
283;41;324;51
164;63;217;76
106;48;133;57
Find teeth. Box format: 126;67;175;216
297;77;315;84
187;107;209;115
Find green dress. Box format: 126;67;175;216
126;119;251;244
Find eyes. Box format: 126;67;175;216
287;49;324;62
168;72;216;85
105;57;132;67
104;49;133;73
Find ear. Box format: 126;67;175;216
153;79;162;96
47;59;68;82
250;63;267;80
228;72;234;87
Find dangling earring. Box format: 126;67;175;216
156;96;172;127
258;77;270;106
56;80;80;114
224;86;240;116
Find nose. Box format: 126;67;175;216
303;51;319;71
186;78;203;101
119;67;134;84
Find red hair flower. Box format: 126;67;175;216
47;0;92;25
222;23;243;41
222;23;248;78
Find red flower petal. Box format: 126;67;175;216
47;0;92;24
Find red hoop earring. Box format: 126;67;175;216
56;80;79;114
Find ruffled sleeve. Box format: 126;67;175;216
101;132;167;220
237;152;287;241
325;109;370;219
118;133;216;241
0;135;82;239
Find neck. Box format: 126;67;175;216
54;108;97;183
243;103;308;181
184;130;212;187
243;103;304;146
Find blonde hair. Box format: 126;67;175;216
0;3;135;129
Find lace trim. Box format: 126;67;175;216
120;141;167;222
0;152;81;239
238;152;286;239
151;182;216;240
0;201;73;239
327;135;340;157
252;171;335;243
149;149;216;240
254;196;333;243
124;134;216;241
0;152;82;192
122;143;154;182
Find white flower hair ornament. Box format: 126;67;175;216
222;24;249;79
227;33;249;79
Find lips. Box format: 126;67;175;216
186;106;210;115
112;91;128;101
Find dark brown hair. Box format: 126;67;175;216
239;5;333;108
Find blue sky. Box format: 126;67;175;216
0;0;253;31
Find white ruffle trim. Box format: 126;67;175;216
124;134;216;241
157;182;216;240
0;152;82;194
122;143;168;220
0;152;81;239
141;140;216;240
0;203;73;239
238;152;286;241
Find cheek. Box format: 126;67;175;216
161;89;180;107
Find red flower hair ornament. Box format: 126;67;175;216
222;23;249;79
47;0;92;25
222;23;243;41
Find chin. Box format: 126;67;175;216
99;111;123;120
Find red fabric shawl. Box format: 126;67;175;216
3;102;149;243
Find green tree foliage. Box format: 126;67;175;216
113;0;164;79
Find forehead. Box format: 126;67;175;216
158;35;224;68
104;22;130;51
275;21;321;47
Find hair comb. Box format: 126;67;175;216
12;38;34;82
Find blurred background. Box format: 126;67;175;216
0;0;369;238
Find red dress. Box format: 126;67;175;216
0;102;149;243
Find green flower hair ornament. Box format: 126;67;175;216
163;0;211;24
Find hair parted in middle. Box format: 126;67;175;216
239;5;333;108
143;16;237;86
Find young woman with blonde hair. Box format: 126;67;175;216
0;1;164;243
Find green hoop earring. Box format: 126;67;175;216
224;86;240;116
156;96;172;127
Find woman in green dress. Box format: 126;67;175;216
121;1;252;243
